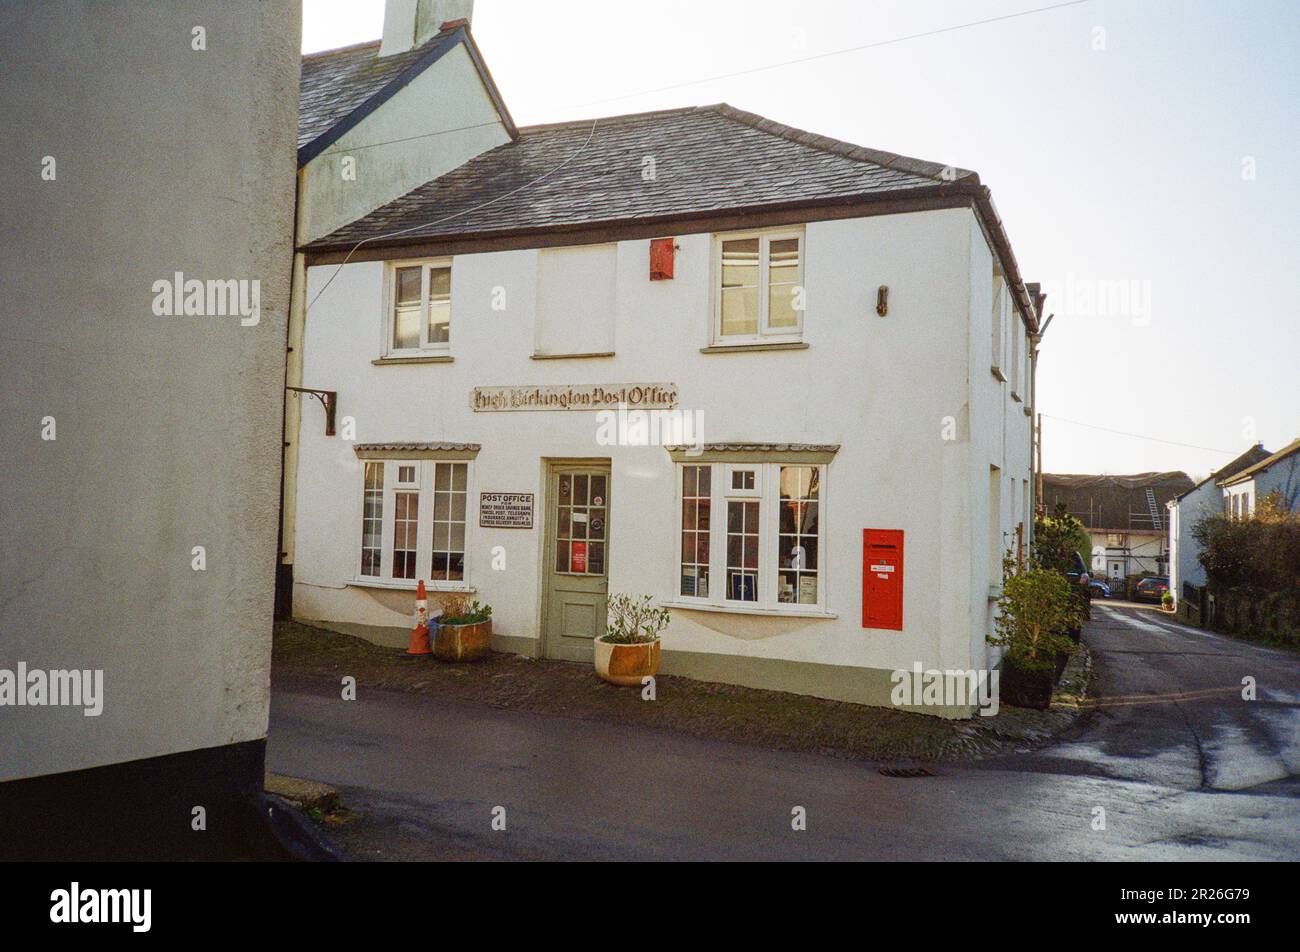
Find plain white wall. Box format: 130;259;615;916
295;207;1030;675
0;0;299;781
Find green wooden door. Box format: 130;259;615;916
544;464;610;662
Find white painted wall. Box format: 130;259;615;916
0;0;298;781
293;207;1034;691
297;41;511;245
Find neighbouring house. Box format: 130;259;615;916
1041;472;1194;583
0;2;299;858
1218;437;1300;520
1167;443;1272;614
281;0;1044;717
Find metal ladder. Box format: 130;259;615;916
1145;488;1162;531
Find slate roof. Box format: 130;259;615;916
298;25;514;165
1219;437;1300;487
1173;443;1273;501
304;103;976;250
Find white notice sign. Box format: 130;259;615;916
479;492;534;529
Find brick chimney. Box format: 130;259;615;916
379;0;473;57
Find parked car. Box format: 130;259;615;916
1088;579;1111;599
1133;576;1170;604
1064;552;1094;601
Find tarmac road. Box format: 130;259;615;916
268;601;1300;860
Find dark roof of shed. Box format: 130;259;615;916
303;103;975;248
1042;472;1194;532
298;24;515;165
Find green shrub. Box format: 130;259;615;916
601;593;670;644
988;555;1085;673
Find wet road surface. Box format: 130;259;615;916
268;602;1300;860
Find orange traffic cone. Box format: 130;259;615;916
405;579;432;655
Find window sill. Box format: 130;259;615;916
990;365;1007;382
350;577;475;593
530;351;614;360
659;598;836;619
373;355;453;365
700;341;808;354
1010;391;1022;403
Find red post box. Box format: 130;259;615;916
862;529;904;630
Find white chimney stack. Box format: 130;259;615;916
379;0;474;57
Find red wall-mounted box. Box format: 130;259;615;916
649;237;675;280
862;529;904;630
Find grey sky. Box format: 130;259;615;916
304;0;1300;480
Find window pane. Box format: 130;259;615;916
428;301;450;344
391;490;418;579
573;474;588;506
451;464;467;492
767;238;800;330
587;542;605;575
428;266;450;298
777;465;820;604
360;462;383;576
721;286;759;336
393;306;420;350
721;239;759;287
435;463;451;491
396;267;421;304
555;541;569;573
680;465;711;598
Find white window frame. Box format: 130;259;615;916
381;257;453;358
671;461;828;614
353;458;475;591
711;228;805;345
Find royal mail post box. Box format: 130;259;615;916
649;237;675;280
862;529;904;630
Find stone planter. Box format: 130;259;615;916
433;619;491;662
999;659;1054;710
593;637;660;686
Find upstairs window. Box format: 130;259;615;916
385;259;452;357
714;230;804;344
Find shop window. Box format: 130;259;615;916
356;459;472;589
677;461;826;610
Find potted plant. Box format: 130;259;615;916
988;555;1085;710
433;594;493;662
1161;591;1174;612
594;594;669;686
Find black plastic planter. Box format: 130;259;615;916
1000;661;1054;710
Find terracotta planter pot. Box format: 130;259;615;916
1000;660;1054;710
593;637;660;686
433;619;491;662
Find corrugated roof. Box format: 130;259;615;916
303;103;969;249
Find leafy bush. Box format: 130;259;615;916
601;593;671;645
988;555;1085;673
1033;502;1092;576
439;594;492;626
1193;492;1300;594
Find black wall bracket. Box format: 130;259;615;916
287;386;337;436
